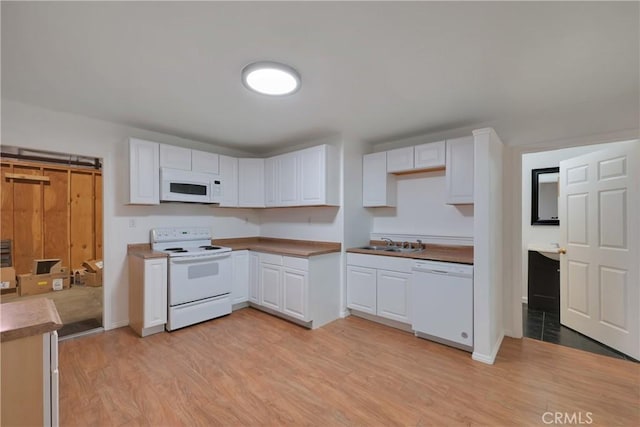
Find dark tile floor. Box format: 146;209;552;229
522;304;638;362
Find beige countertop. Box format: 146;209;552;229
214;237;341;257
1;298;63;342
128;237;341;259
347;242;474;265
127;244;169;259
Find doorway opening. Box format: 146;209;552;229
0;146;104;339
520;141;638;362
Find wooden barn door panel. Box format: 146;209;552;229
13;166;44;274
0;163;14;243
43;168;70;268
70;171;94;270
95;173;103;260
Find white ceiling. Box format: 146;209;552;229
2;1;638;151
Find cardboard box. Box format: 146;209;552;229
84;271;102;287
33;259;63;275
18;267;70;296
0;267;16;289
82;259;103;287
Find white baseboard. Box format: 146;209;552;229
106;319;129;331
339;309;350;318
472;332;505;365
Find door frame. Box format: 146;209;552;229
505;131;639;340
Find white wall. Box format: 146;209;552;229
471;128;504;364
520;144;613;301
1;99;260;330
258;135;344;242
370;135;474;239
370;171;473;237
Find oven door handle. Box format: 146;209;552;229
170;253;231;264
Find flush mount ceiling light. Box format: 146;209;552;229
241;61;301;96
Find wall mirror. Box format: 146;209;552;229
531;167;560;225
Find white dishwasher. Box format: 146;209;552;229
411;260;474;352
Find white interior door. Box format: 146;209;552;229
559;140;639;359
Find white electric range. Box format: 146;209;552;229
151;227;232;331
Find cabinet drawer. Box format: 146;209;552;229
347;253;412;273
259;252;283;265
283;256;308;271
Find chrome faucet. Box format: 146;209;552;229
416;239;423;249
382;237;394;247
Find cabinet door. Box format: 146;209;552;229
129;138;160;205
144;258;167;328
249;252;260;303
282;267;308;320
159;144;192;170
414;140;445;170
260;263;281;310
446;136;474;204
219;155;238;207
278;153;299;206
386;146;414;173
232;251;249;305
238;158;265;207
192;150;220;175
299;145;325;205
264;157;278;207
363;152;396;207
377;270;411;323
346;265;377;314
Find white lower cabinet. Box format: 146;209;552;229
346;253;412;324
250;252;340;328
346;265;377;314
128;255;168;337
231;250;249;306
248;252;260;304
260;262;282;311
376;270;411;323
282;267;308;320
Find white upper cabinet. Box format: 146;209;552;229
238;158;265;207
191;150;219;175
386;147;414;173
446;135;474;204
219;155;238;207
277;152;299;206
264;157;278;207
129;138;160;205
414;140;445;170
386;141;445;173
300;145;339;206
159;144;192;170
363;152;396;207
265;144;339;207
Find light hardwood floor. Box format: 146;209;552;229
59;308;639;426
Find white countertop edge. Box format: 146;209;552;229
527;244;560;254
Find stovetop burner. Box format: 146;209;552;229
200;245;223;250
151;227;231;258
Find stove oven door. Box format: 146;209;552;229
169;252;232;306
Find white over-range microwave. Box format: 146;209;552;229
160;167;222;204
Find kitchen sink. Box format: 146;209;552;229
384;247;422;253
358;245;422;253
